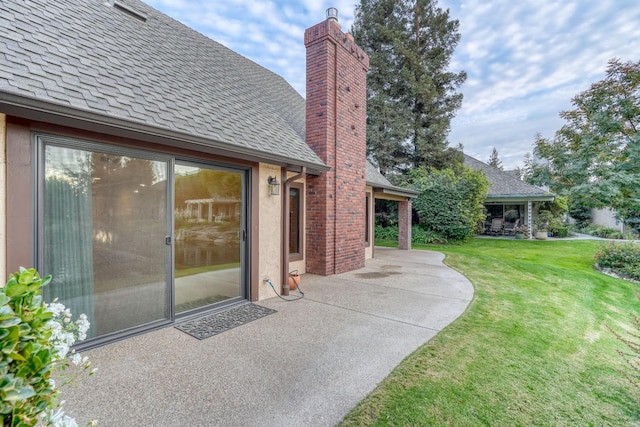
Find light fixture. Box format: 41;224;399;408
267;176;280;196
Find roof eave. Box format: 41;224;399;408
369;184;419;199
0;92;330;174
486;193;555;203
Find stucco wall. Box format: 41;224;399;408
591;207;624;231
257;164;282;300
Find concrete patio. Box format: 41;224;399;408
62;247;473;426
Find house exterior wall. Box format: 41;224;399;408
257;163;283;299
591;207;624;231
5;121;32;275
1;118;272;303
304;18;369;275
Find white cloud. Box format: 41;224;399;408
146;0;640;169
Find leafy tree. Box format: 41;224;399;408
568;200;592;229
488;146;503;170
403;166;488;241
533;59;640;232
352;0;466;174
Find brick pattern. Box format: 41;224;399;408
398;201;412;250
304;20;369;275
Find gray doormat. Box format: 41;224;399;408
175;303;277;340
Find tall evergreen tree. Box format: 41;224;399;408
488;146;503;169
352;0;466;175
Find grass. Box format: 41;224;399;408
340;239;640;426
175;262;240;278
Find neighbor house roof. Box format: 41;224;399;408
0;0;327;173
464;154;554;202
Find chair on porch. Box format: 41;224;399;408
502;219;520;236
489;218;503;235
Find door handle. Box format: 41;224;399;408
165;236;172;245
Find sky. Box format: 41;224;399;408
145;0;640;169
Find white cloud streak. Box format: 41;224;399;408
146;0;640;168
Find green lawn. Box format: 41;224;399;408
175;262;240;278
341;239;640;426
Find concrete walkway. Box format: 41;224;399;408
62;247;473;426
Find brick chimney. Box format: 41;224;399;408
304;8;370;275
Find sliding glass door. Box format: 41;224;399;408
174;162;245;314
38;136;249;343
41;138;171;339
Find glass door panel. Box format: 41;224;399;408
174;163;243;313
42;142;170;339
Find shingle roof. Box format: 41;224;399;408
365;162;419;198
463;154;553;200
0;0;325;171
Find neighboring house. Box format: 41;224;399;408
590;207;626;232
0;1;415;346
464;155;554;237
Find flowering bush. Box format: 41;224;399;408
0;268;94;427
594;242;640;281
514;224;529;238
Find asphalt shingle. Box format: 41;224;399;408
463;154;552;198
0;0;325;169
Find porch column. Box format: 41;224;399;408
398;200;412;250
527;200;533;239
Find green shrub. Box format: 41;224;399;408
555;226;570;238
594;227;618;238
581;224;639;240
610;231;625;240
547;216;564;235
568;201;591;228
0;268;93;426
624;231;640;240
405;167;489;242
534;210;555;231
595;242;640;281
411;226;447;245
374;225;398;241
375;225;448;245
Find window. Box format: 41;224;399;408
38;136;171;341
365;194;371;246
289;183;303;261
504;204;523;224
35;133;250;345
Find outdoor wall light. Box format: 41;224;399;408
268;176;280;196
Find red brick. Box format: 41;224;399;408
304;19;369;275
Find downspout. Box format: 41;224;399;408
281;167;306;295
332;39;338;275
